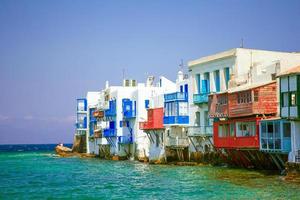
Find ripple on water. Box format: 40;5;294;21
0;152;300;199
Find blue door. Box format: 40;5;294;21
214;70;220;92
202;80;208;93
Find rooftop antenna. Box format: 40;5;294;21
240;38;244;48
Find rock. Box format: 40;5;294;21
55;145;73;157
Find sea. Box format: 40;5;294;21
0;144;300;199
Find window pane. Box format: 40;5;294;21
275;139;281;150
262;139;267;149
283;122;291;137
261;122;267;138
291;93;297;106
230;123;235;137
274;121;280;138
283;93;289;107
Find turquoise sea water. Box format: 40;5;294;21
1;145;300;199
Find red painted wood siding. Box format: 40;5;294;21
139;107;164;130
208;93;229;118
213;117;260;149
209;82;277;118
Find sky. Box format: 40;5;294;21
0;0;300;144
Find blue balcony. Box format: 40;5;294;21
105;100;117;117
193;93;208;104
118;136;133;144
76;114;87;129
163;116;189;125
260;119;291;153
123;110;136;119
122;99;136;119
76;121;87;129
164;92;188;102
103;128;117;137
77;98;87;112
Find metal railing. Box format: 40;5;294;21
103;128;117;137
163;116;189;125
193;93;208;104
118;136;133;144
165;137;189;147
164;92;188;102
188;126;213;136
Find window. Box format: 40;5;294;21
236;122;256;137
291;92;297;106
184;84;188;93
224;67;230;89
178;102;188;116
282;92;289;107
238;91;252;104
145;100;149;109
230;123;235;136
180;85;183;93
283;122;291;137
254;91;259;102
217;95;228;105
218;124;229;137
214;70;220;92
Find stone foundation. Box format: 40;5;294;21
72;135;87;153
285;162;300;181
190;151;223;165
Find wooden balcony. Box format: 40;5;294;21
93;110;104;118
208;93;228;118
139;108;164;130
209;81;277;119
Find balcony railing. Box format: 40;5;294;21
163;116;189;125
93;110;104;118
103;128;117;137
139;121;164;130
193;93;208;104
105;109;116;117
260;137;291;153
118;136;133;144
165;137;189;147
188;126;213;137
164;92;188;102
123;110;136;119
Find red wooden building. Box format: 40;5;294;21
139;108;164;130
209;81;277;119
209;81;277;149
208;81;283;169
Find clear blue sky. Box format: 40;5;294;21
0;0;300;144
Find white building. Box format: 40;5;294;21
188;48;300;158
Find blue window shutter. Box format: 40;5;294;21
225;68;230;88
184;84;188;93
110;121;115;129
145;100;149;109
180;85;183;93
202;80;207;94
215;70;220;92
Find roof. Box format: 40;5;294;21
277;65;300;77
209;81;276;96
188;48;300;68
188;48;237;67
228;81;276;93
